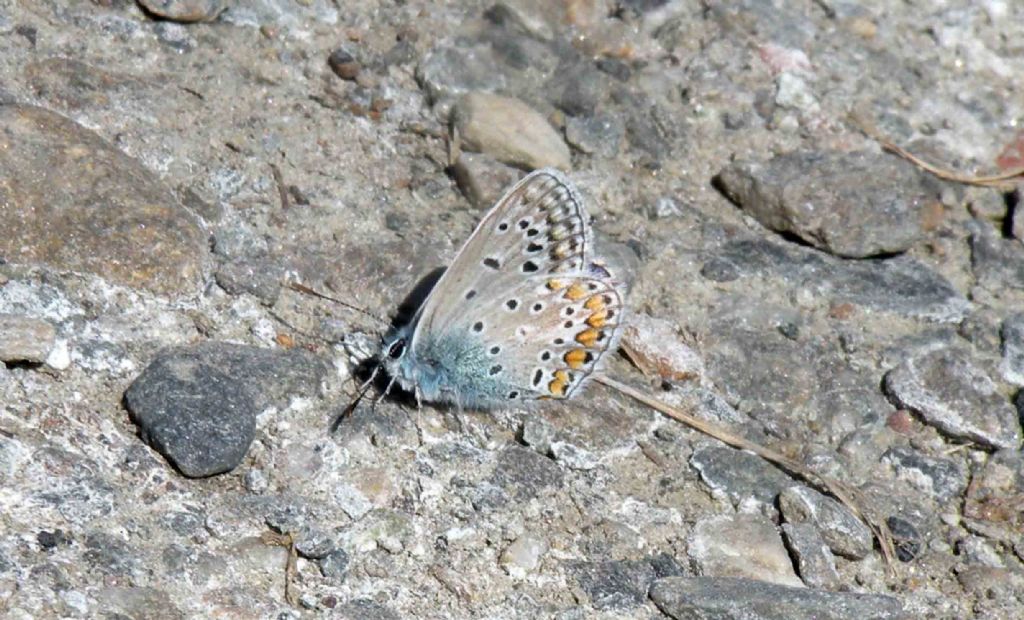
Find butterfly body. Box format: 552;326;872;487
379;169;626;410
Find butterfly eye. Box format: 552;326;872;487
388;339;407;359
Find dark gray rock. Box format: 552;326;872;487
883;346;1022;450
124;343;327;477
782;522;840;589
489;445;563;501
779;485;873;560
319;548;350;583
690;444;792;506
649;576;906;620
886;516;921;562
881;446;967;502
716;150;933;257
969;219;1024;291
214;259;283;305
1000;313;1024;386
570;559;656;610
711;237;970;322
294;526;335;560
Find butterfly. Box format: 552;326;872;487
378;168;626;410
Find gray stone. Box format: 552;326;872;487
94;586;184;620
451;152;521;209
453;92;571;171
716;150;933;257
0;314;56;364
711;237;970;322
319;548;349;583
885;516;921;562
570;559;657;610
415;46;507;105
137;0;224;22
782;522;840;590
214;259;283;305
649;576;906;620
883;346;1022;450
969;219;1024;291
564;113;624;158
0;105;205;296
333;598;401;620
964;449;1024;543
687;514;803;587
124;343;327;477
550;441;599;470
217;0;338;28
489;445;563;501
881;446;967;502
779;486;873;560
1000;313;1024;386
294;527;335;560
690;444;792;506
520;416;556;455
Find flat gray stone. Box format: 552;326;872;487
0;104;205;296
717;150;933;258
688;514;803;587
649;576;906;620
690;444;793;507
881;446;967;502
782;522;840;590
137;0;224;22
779;485;873;560
884;346;1022;450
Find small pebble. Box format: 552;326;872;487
328;48;360;80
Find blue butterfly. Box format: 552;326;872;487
378;169;626;409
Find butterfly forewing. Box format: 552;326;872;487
412;169;592;347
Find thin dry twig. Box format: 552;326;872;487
595;374;898;572
857;120;1024;190
269;163;291;210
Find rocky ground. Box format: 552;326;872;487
1;1;1023;618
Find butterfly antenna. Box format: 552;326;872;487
287;281;388;327
332;365;382;432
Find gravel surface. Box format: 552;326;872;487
1;1;1023;618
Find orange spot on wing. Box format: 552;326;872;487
547;279;568;291
586;310;607;328
564;349;587;369
564;283;588;301
548;369;570;396
584;295;606;311
576;328;600;347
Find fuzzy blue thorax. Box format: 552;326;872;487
382;325;513;410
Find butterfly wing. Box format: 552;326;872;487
458;272;626;402
404;168;624;406
410;168;592;348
